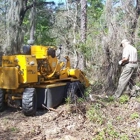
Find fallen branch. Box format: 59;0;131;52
42;104;64;120
42;104;58;113
52;110;64;121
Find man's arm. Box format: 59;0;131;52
122;57;129;63
119;57;129;65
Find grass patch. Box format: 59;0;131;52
107;96;115;102
118;95;129;104
136;96;140;103
116;116;123;121
8;127;19;133
130;112;139;119
120;134;129;140
92;123;120;140
102;95;115;103
86;103;105;125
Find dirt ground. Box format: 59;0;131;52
0;96;140;140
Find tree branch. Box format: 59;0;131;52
136;0;140;17
0;7;4;12
20;1;55;25
23;0;28;9
26;1;55;11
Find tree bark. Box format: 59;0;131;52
5;0;24;54
28;0;36;45
4;0;54;54
130;0;140;40
76;0;87;70
80;0;87;42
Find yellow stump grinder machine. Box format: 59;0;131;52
0;45;89;116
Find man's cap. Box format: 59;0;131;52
120;39;130;47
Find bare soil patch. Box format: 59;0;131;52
0;96;140;140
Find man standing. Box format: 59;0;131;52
114;39;138;98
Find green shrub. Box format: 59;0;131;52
136;96;140;103
92;124;119;140
119;95;129;104
104;95;115;102
9;127;19;132
106;123;119;138
130;112;139;119
120;134;129;140
86;104;104;124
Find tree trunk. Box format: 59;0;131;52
28;0;36;45
129;0;140;41
5;0;24;54
4;0;52;54
80;0;87;42
77;0;87;70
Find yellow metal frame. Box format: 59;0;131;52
0;45;90;90
68;69;90;87
0;67;19;89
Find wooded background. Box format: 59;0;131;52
0;0;140;94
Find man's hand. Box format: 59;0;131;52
118;60;122;65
